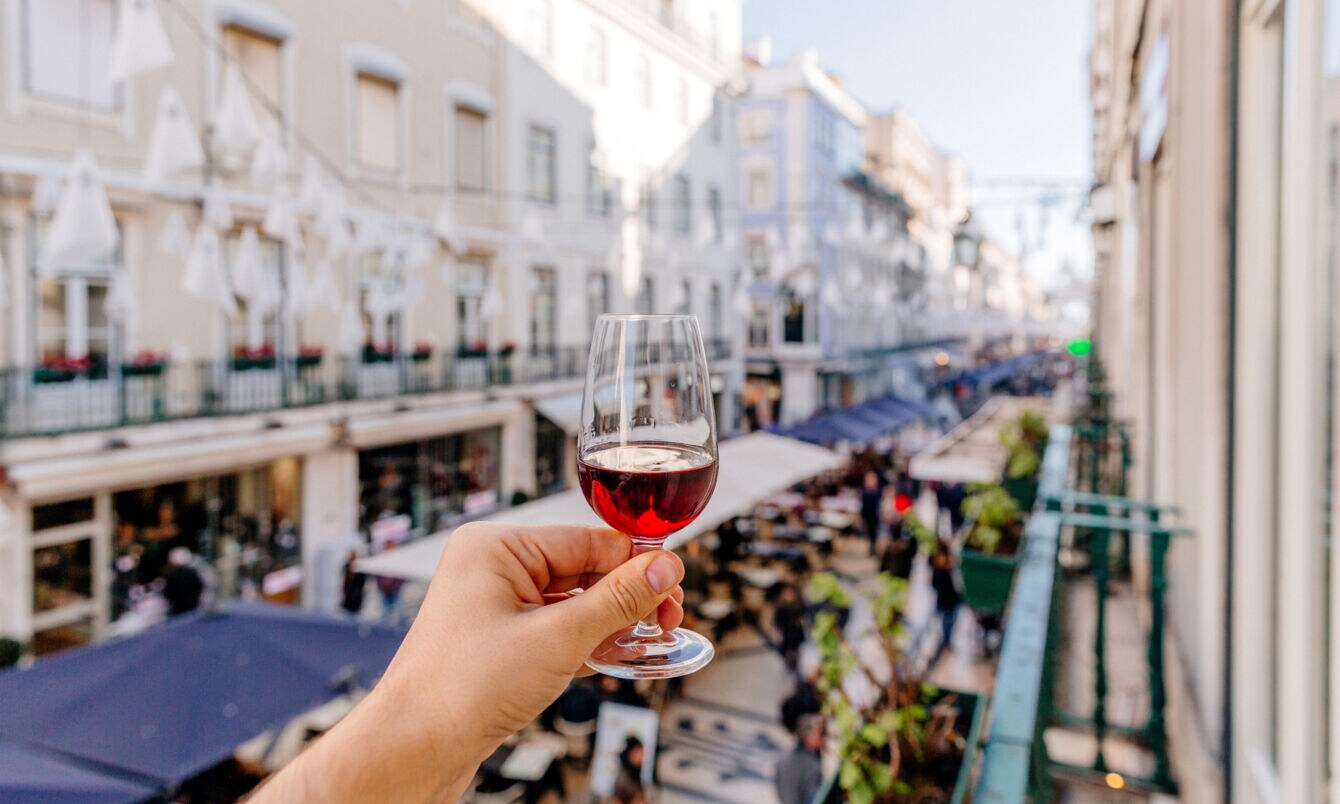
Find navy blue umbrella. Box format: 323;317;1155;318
0;742;158;804
0;603;404;793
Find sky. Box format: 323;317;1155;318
743;0;1094;284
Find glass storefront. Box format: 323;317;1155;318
110;458;304;621
358;427;501;535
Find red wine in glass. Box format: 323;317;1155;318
578;443;718;540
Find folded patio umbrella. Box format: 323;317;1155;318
213;63;259;157
182;224;237;317
250;120;289;191
158;209;191;258
39;149;119;275
143;85;204;184
108;0;174;82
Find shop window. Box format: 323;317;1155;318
33;538;93;613
454;105;488;191
222;23;284;126
783;288;809;344
747;233;769;275
32;219;119;374
527;125;556;203
359;427;501;533
32;497;95;530
21;0;119;112
455;259;489;349
355;72;401;172
531;266;556;352
748;298;769;348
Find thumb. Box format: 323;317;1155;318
539;549;684;651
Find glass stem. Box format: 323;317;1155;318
631;540;664;638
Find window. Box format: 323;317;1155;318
748;298;769;348
21;0;119;111
707;185;723;243
222;24;283;126
673;175;691;234
33;539;92;614
742;109;772;145
587;147;611;217
782;288;809;343
708;282;722;338
586;26;607;87
710;96;723;144
531;267;556;351
455;259;489;348
587;272;610;332
675;78;690;125
814;110;836;155
32;219;118;373
226;232;284;354
677;279;692;315
359;254;402;352
355;73;401;171
747;233;769;275
527;125;556;203
642;181;657;229
454;105;488;191
636;56;653;111
636;277;655;315
746;166;774;210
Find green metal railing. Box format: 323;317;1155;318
0;338;734;439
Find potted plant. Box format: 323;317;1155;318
998;410;1049;510
457;340;488;359
958;484;1025;618
296;344;324;369
809;571;985;803
34;354;91;383
122;349;170;377
411;341;434;362
496;340;516;359
232;344;276;371
362;343;395;364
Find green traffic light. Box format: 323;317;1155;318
1067;338;1092;356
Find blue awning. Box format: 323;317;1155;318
938;352;1044;389
0;604;405;795
785;393;943;445
0;742;158;804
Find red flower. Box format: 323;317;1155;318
40;354;91;372
298;344;325;358
413;341;433;355
234;344;276;359
127;349;168;367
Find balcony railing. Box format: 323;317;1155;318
0;338;734;439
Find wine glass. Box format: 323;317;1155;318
578;314;718;678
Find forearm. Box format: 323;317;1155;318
249;671;493;802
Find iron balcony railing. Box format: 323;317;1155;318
0;338;735;439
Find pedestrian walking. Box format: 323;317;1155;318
340;550;367;616
163;547;204;616
775;714;825;804
772;583;807;669
929;544;962;669
860;471;882;555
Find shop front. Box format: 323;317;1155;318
357;426;502;537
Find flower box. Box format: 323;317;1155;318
411;343;433;363
122;362;167;377
958;547;1020;618
34;367;80;384
295;353;323;369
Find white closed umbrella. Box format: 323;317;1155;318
298;154;325;211
262;184;296;243
108;0;175;82
30;173;62;215
183;224;237;316
143;85;203;184
364;280;398;349
433;198;467;255
250;119;289;190
352;210;385;256
732;272;752;316
213;63;259;157
39;148;119;275
159;209;191;258
233;227;281;349
338;301;366;357
202;179;233;230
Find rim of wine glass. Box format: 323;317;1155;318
595;313;699;322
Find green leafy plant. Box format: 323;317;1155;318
961;484;1023;555
808;572;970;803
901;514;939;557
999;409;1049;481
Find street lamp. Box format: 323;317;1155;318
953;211;981;269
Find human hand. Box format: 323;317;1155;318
253;522;684;802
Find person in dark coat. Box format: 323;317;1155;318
340;551;367;616
859;471;882;555
780;669;822;734
929;544;962;668
775;715;825;804
771;583;807;668
163;547;204;616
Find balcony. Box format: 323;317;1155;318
0;338;734;439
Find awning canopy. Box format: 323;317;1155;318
938;352;1044;390
356;432;846;582
782;393;946;446
0;742;158;804
532;392;583;437
0;604;404;795
908;396;1053;484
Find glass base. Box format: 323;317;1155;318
584;626;715;679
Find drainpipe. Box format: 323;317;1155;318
1223;0;1241;800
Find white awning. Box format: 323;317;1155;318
532;392;583;436
355;432;845;582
